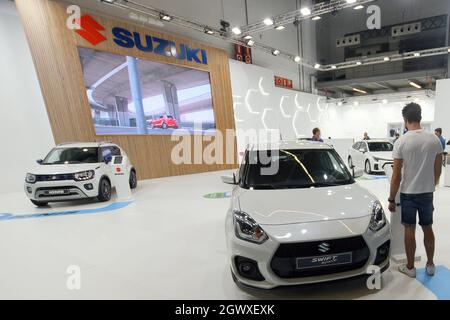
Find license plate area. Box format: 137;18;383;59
296;252;353;270
46;189;68;195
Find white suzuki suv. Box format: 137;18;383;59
24;142;137;206
222;141;390;289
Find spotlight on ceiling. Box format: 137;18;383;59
331;65;337;69
353;5;364;10
353;87;367;94
414;52;421;57
204;28;214;35
337;101;343;106
246;39;255;47
314;63;321;69
448;48;450;53
294;56;301;63
346;0;357;3
243;35;253;40
353;101;359;106
301;7;311;16
384;57;391;61
272;49;280;56
355;61;362;65
275;25;285;30
312;16;322;21
382;99;388;104
159;13;172;21
263;18;274;26
101;0;116;3
231;27;242;35
409;81;422;89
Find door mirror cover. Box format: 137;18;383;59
221;173;237;185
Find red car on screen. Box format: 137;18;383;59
149;115;179;129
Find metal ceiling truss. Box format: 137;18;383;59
239;0;377;35
99;0;450;73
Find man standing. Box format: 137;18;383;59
434;128;446;150
311;127;323;142
363;132;371;140
388;103;443;278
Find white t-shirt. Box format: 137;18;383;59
392;129;443;194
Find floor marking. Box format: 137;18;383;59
416;265;450;300
203;192;231;199
0;201;133;221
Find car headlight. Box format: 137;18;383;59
73;170;95;181
373;157;391;162
25;173;36;183
369;200;386;232
233;210;268;244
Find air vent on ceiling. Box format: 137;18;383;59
391;22;421;37
336;34;361;48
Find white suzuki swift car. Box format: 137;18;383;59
222;141;390;289
24;142;137;206
348;140;394;174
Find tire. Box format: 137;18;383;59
129;170;137;189
31;199;48;207
97;177;112;202
348;156;354;169
365;160;372;174
162;122;168;129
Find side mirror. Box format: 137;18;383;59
104;155;113;164
352;167;364;178
36;159;43;165
358;148;366;153
221;173;237;185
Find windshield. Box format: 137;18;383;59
43;147;99;164
368;142;393;152
241;149;353;190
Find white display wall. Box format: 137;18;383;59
0;1;55;194
434;79;450;140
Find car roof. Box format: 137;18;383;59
55;142;117;148
247;140;333;151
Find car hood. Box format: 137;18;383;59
369;151;393;160
236;183;377;225
27;163;100;175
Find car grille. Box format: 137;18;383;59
35;186;85;198
270;236;370;278
35;173;74;182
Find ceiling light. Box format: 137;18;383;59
337;101;343;106
159;13;172;21
355;61;362;65
294;56;301;63
354;5;364;10
353;87;367;94
409;81;422;89
312;16;322;21
246;39;255;46
204;28;214;35
353;101;359;106
414;52;421;57
384;57;390;61
101;0;116;3
346;0;357;3
331;65;337;69
231;27;242;35
275;25;285;30
243;35;253;40
314;63;321;69
301;7;311;16
448;48;450;53
382;99;388;104
263;18;274;26
272;49;280;56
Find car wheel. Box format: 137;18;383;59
97;178;111;202
365;160;372;174
129;170;137;189
348;156;354;169
30;199;48;207
162;122;168;129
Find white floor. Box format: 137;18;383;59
0;170;449;299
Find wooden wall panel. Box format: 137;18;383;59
15;0;237;179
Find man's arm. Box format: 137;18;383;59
389;159;403;202
435;153;443;186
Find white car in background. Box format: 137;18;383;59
24;142;137;206
348;140;394;174
222;141;390;289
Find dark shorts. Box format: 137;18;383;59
400;193;434;226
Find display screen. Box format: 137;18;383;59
77;47;216;135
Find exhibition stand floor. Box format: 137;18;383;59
0;171;449;299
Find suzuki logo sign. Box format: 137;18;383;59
75;15;107;46
318;242;330;253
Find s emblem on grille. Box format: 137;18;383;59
318;242;330;253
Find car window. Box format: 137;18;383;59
101;147;112;161
360;142;368;151
353;142;360;150
167;116;173;119
368;142;393;152
111;146;121;156
43;147;99;164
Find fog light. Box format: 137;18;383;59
374;240;390;265
26;187;32;193
234;256;265;281
84;183;93;190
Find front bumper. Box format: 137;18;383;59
24;177;100;202
226;215;391;289
372;160;393;173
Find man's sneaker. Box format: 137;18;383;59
398;264;416;278
426;264;436;276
